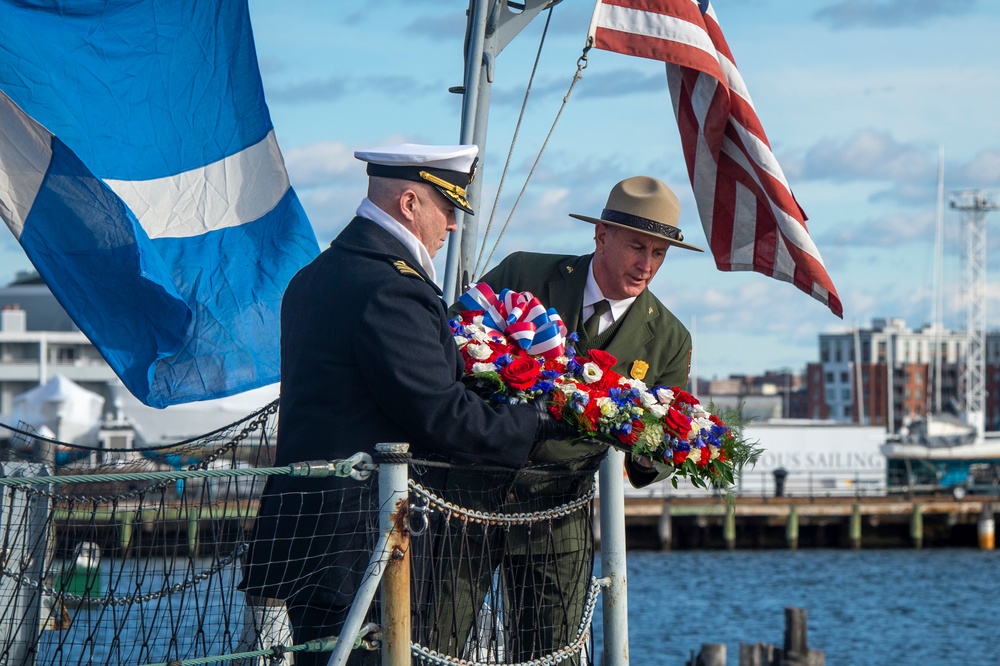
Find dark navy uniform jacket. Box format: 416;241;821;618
240;216;537;602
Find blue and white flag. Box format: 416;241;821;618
0;0;319;408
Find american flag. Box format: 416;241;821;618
589;0;843;318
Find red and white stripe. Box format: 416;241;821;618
589;0;842;317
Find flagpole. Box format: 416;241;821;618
442;0;489;303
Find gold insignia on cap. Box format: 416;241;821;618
467;157;478;186
566;266;574;273
419;170;471;210
392;259;425;281
648;306;653;314
630;360;649;380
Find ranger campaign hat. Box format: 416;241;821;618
355;143;479;215
569;175;704;252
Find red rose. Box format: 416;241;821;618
600;370;626;392
664;407;693;439
709;413;724;427
461;309;485;324
587;348;618;372
499;356;542;390
696;447;710;468
673;389;698;406
672;449;689;464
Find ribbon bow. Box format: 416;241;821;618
458;282;568;358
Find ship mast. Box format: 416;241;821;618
442;0;563;302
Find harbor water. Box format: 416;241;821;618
34;549;1000;665
596;548;1000;665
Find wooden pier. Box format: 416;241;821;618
600;495;1000;550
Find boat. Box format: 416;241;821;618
53;541;102;600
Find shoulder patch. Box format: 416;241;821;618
392;259;425;281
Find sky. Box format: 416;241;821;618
3;0;1000;382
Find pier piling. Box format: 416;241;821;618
786;505;799;551
978;506;995;550
658;502;672;551
723;504;736;551
848;503;862;549
910;503;923;549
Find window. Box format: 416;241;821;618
55;347;76;363
840;371;849;383
825;372;834;383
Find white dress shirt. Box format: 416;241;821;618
581;260;635;335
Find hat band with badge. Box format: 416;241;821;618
569;175;704;252
355;143;479;215
599;208;686;243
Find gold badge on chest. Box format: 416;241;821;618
630;359;649;380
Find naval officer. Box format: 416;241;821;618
239;143;569;666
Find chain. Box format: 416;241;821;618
408;480;594;526
17;402;278;504
410;576;602;666
190;400;278;470
1;544;247;606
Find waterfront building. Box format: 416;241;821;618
0;271;118;417
815;317;1000;432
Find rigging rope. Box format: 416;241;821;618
473;27;592;280
473;5;554;279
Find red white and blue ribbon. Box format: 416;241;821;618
458;283;568;358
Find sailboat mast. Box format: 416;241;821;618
932;145;944;414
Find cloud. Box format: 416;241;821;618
266;73;444;104
814;0;976;30
799;130;933;183
576;68;667;100
954;151;1000;187
404;12;467;39
267;76;350;103
284;141;358;188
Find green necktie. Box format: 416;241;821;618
584;299;611;338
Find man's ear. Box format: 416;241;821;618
399;188;418;222
593;223;608;252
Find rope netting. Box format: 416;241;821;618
0;407;603;666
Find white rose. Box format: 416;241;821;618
471;327;492;343
622;377;648;393
648;403;667;419
692;416;714;432
640;391;657;409
467;343;492;360
454;335;469;348
686;447;702;464
581;362;603;384
655;387;675;405
471;362;497;374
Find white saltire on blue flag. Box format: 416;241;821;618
0;0;319;408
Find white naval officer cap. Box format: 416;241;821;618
354;143;479;215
